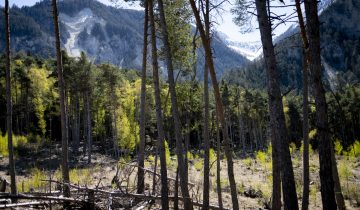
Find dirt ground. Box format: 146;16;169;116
0;143;359;210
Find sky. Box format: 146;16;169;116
0;0;296;43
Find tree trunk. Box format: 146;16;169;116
5;0;17;196
215;112;223;210
304;1;337;209
72;93;80;152
85;92;92;164
255;0;298;209
331;142;346;210
149;0;169;208
156;0;193;209
202;2;211;207
137;0;149;194
188;1;239;209
271;129;281;210
294;1;310;208
52;0;70;197
203;65;210;210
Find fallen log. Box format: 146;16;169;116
0;201;48;208
0;193;85;204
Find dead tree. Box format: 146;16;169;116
188;0;239;209
51;0;70;197
137;0;149;195
4;0;17;196
149;0;169;208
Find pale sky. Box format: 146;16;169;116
0;0;296;43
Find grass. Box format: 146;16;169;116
17;168;48;192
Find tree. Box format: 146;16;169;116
4;0;17;196
51;0;70;197
137;0;149;194
304;0;337;209
254;0;299;209
202;0;210;208
188;0;239;209
156;0;193;208
149;0;169;208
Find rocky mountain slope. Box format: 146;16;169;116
0;0;248;76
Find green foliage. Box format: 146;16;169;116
209;148;217;164
346;140;360;157
243;157;253;167
289;142;297;155
28;65;57;136
0;134;28;156
18;168;47;192
194;161;203;171
309;129;317;140
334;139;343;155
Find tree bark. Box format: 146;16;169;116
202;1;210;208
156;0;193;209
271;128;281;210
215;112;223;210
304;1;337;209
52;0;70;197
149;0;169;208
294;0;310;208
5;0;17;196
188;1;239;209
85;92;92;164
255;0;298;209
137;0;149;195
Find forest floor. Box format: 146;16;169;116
0;142;359;209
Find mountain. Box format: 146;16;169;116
224;0;360;89
0;0;248;76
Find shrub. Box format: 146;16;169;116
334;139;343;155
243;157;253;167
347;140;360;157
18;168;48;192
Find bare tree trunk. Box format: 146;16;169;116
156;0;193;209
52;0;70;197
202;1;211;207
111;90;119;158
188;1;239;209
215;112;223;210
137;0;149;194
149;0;169;208
331;143;346;210
294;1;310;208
304;1;337;209
255;0;298;209
271;129;281;210
203;65;210;210
72;93;80;152
4;0;16;196
85;92;92;164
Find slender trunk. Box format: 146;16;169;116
86;92;92;164
255;0;298;209
174;167;179;210
111;90;119;158
304;1;337;209
72;93;80;152
331;143;346;210
203;65;210;210
271;129;281;210
301;50;310;210
156;0;193;209
149;0;169;208
188;1;239;208
52;0;70;197
294;1;310;207
137;0;149;194
202;2;210;207
5;0;16;195
216;112;223;210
